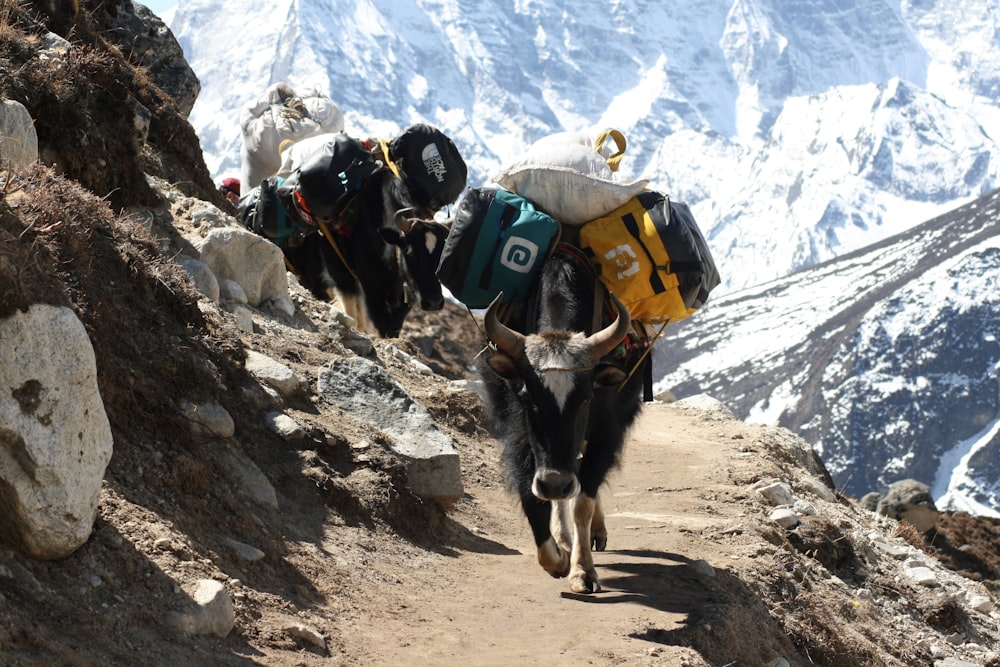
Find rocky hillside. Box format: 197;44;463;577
1;2;999;666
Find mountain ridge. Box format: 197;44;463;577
654;187;1000;515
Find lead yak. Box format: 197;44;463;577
477;248;645;593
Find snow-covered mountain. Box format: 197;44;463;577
169;0;1000;293
166;0;1000;513
653;188;1000;517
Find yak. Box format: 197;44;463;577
476;247;646;593
286;169;448;338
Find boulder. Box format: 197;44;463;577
195;227;291;310
92;1;201;117
0;99;38;170
0;305;113;558
317;357;463;501
876;478;940;533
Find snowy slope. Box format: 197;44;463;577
653;189;1000;516
169;0;1000;291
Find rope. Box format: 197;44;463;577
617;320;668;392
378;138;403;180
279;96;308;120
316;218;359;282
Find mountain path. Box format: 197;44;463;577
305;402;782;666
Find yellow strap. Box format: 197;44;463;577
593;129;627;172
378;138;403;180
316;220;360;282
284;255;298;275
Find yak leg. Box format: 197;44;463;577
522;494;569;579
591;492;607;551
569;493;601;593
333;290;374;335
550;498;572;553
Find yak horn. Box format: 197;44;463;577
587;292;632;360
484;293;525;359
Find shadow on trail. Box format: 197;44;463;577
560;549;711;615
562;548;802;665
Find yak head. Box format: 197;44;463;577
377;175;448;312
483;292;631;501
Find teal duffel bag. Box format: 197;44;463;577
437;186;560;309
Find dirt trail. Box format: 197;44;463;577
331;401;767;667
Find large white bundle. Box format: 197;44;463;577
274;132;342;179
491;129;648;225
239;83;345;190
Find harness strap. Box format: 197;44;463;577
617;320;667;399
317;218;360;282
377;138;403;181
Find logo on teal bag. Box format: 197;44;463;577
499;237;539;273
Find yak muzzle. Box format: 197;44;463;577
532;467;580;501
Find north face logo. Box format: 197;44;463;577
421;143;448;183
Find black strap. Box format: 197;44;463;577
621;213;665;292
643;355;653;402
477;202;520;291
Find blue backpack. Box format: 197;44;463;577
437;187;559;309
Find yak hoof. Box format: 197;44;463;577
569;568;601;594
538;539;569;578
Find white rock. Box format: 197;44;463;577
283;621;327;651
796;476;836;502
266;412;305;440
246;350;304;398
770;508;800;529
0;305;113;558
219;279;248;304
228;305;255;333
871;538;911;559
934;657;980;667
793;499;817;516
266;296;296;318
224;538;266;562
171;579;235;638
195;227;290;308
224;451;278;509
0;99;38;170
968;595;993;614
906;566;938;586
757;481;795;506
177;255;220;302
177;401;235;439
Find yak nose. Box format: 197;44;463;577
532;468;579;501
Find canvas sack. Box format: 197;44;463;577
240;82;345;190
492;129;648;225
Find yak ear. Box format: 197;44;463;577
378;226;403;245
594;364;627;387
486;352;519;379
